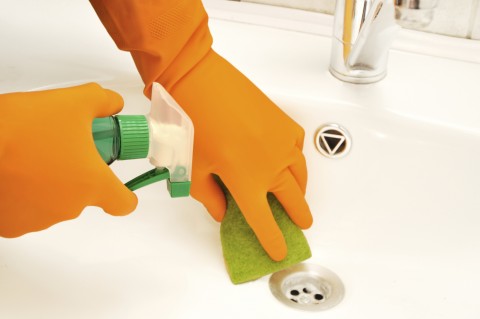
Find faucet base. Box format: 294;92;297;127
329;66;387;84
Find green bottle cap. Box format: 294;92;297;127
115;115;149;160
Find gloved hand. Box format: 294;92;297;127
90;0;312;261
172;51;313;261
0;83;138;238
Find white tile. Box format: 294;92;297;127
241;0;335;14
471;0;480;39
418;0;475;38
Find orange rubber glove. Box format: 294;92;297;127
0;83;138;238
90;0;312;261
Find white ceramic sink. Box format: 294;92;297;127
1;1;480;318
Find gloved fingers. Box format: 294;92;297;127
271;170;313;230
70;83;124;118
190;171;226;222
295;123;306;150
95;167;138;216
288;148;308;194
68;84;131;215
96;88;124;117
223;174;287;261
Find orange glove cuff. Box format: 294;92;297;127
90;0;213;95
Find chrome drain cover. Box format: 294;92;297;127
315;124;351;159
269;263;344;311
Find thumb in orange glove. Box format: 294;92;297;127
90;0;312;261
0;83;138;238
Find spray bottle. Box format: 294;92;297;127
91;83;194;197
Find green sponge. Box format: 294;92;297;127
220;191;311;284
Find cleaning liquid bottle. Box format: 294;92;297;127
91;83;194;197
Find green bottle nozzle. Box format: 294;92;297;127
116;115;149;160
91;83;194;198
92;115;149;163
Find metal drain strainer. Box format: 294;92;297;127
314;124;351;159
269;263;344;311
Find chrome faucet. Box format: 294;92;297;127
329;0;437;84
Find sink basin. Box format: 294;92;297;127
1;1;480;318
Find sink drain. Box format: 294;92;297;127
314;124;351;159
269;263;344;311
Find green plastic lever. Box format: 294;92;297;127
125;168;170;191
124;167;191;198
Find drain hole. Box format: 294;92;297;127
269;263;345;311
314;124;351;159
314;294;324;301
318;129;347;154
323;131;346;153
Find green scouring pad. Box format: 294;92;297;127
220;191;312;284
